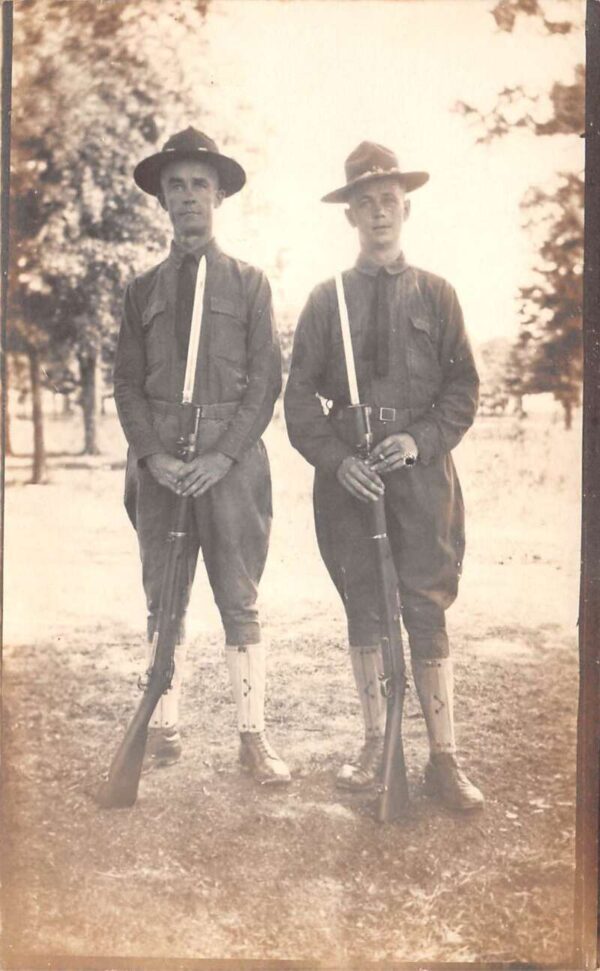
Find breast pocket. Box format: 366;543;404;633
407;314;442;390
209;295;248;369
141;298;168;371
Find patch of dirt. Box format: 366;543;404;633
2;620;578;965
2;411;581;966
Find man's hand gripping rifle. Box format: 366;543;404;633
335;274;410;823
96;257;207;809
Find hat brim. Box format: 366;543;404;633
321;169;429;204
134;147;246;198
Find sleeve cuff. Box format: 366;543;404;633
314;439;355;475
215;436;243;462
404;419;441;466
215;446;238;463
132;438;166;464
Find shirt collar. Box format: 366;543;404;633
169;237;220;269
355;250;408;277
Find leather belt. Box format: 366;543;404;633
331;403;399;423
149;398;239;420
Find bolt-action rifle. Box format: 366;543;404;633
335;274;410;823
96;256;207;809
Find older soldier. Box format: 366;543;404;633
284;141;483;811
114;127;290;785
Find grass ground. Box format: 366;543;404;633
2;405;581;967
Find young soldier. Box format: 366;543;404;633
284;141;483;811
114;127;290;785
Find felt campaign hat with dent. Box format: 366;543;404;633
134;127;246;198
321;141;429;204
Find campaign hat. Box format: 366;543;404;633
322;141;429;203
134;127;246;198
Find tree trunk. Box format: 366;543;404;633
512;393;526;419
28;347;47;484
563;398;573;431
79;351;100;455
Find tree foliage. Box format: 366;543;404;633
455;0;583;427
455;63;584;144
490;0;575;35
514;172;583;425
9;0;213;467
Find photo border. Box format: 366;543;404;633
1;1;598;968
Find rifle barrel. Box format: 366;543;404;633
368;496;410;822
96;406;200;809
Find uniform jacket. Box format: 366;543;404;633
284;252;479;473
114;238;282;463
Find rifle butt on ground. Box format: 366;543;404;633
95;689;160;809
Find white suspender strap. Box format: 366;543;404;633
335;272;360;407
182;254;207;404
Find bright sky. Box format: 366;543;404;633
191;0;584;345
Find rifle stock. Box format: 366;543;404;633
96;682;165;808
348;404;410;822
96;404;200;809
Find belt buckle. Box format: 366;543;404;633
379;407;396;423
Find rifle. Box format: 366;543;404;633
335;274;410;822
96;256;207;809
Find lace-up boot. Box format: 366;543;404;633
336;735;385;790
239;731;291;785
424;752;484;812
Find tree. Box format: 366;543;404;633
477;338;512;416
9;0;212;475
516;172;583;427
454;0;583;428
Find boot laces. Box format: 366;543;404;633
252;731;277;760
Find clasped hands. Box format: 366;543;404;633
336;432;418;502
146;451;233;498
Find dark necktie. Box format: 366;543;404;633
363;266;390;377
175;253;198;359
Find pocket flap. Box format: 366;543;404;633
410;315;433;337
141;298;167;328
210;295;245;320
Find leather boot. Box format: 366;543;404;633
336;645;385;790
336;735;385;790
424;752;484;812
413;657;484;811
226;644;291;784
239;731;291;785
145;725;183;766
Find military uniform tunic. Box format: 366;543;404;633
284;252;479;657
114;239;281;646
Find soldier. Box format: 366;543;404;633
114;127;290;785
284;141;483;811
